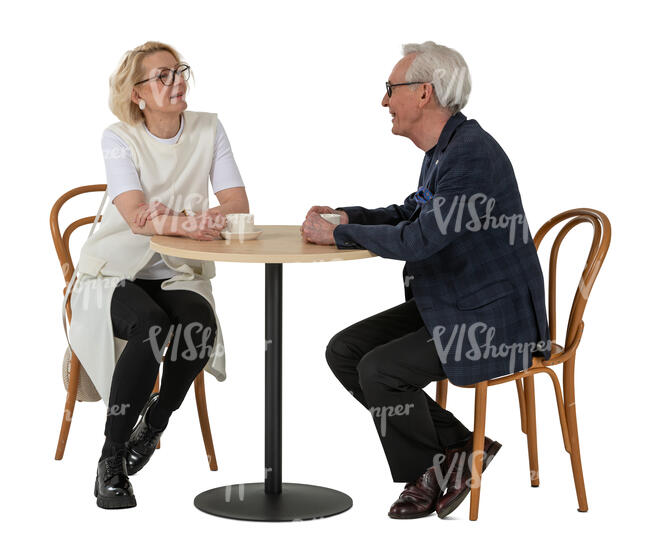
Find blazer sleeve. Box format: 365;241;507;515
333;146;494;260
335;190;419;226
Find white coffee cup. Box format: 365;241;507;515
320;213;341;224
225;213;255;234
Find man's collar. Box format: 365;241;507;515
427;110;467;154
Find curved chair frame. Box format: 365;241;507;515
51;184;218;470
434;208;611;520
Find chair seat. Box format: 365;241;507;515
532;341;564;364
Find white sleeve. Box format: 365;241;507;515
101;129;143;203
210;118;245;193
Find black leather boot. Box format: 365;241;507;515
125;393;167;475
94;445;137;509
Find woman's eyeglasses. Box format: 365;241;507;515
135;64;191;87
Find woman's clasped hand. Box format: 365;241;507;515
132;201;226;240
181;211;226;240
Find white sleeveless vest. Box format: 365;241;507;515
68;110;226;404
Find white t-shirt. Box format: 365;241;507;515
101;113;245;279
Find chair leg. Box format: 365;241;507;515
563;358;588;512
153;372;161;449
516;379;527;434
523;374;539;486
55;351;80;460
469;381;487;521
194;371;218;471
436;379;448;410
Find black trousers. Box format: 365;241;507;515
105;278;217;443
325;298;472;483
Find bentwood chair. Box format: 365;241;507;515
51;184;218;470
433;208;611;520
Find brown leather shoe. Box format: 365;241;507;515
435;435;502;518
388;464;444;519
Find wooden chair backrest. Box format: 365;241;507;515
533;208;611;351
50;184;106;319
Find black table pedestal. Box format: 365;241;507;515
194;482;352;522
194;263;353;521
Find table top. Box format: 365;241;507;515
150;225;377;263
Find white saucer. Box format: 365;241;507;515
220;227;263;241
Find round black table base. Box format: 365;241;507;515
194;482;353;521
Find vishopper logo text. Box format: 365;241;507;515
369;403;416;437
429;322;551;372
141;191;207;218
145;207;223;237
102;144;130;160
431;66;470;111
70;276;127;311
428;449;500;490
422;193;531;245
105;403;130;416
144;322;224;362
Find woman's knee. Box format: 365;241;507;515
174;298;217;336
111;281;172;339
169;300;217;359
135;305;173;341
114;304;172;344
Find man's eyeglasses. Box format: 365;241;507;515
135;64;191;87
385;80;428;98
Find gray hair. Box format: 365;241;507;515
402;41;471;114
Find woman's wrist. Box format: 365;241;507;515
141;214;189;237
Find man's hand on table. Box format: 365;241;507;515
304;205;349;224
301;206;348;245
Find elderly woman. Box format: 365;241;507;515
68;41;248;509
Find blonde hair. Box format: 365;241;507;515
108;41;194;126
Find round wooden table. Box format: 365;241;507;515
150;225;376;521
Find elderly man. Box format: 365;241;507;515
301;41;551;519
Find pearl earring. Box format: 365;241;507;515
138;99;146;110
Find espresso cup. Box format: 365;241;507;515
225;213;255;234
320;213;341;224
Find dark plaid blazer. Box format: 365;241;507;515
333;111;551;386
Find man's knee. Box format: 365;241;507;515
357;350;384;391
325;330;355;373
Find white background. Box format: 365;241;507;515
1;0;647;552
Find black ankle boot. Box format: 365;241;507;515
95;445;137;509
125;393;166;476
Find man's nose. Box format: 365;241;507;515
381;92;389;107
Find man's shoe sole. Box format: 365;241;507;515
437;440;502;519
387;505;437;519
94;478;137;509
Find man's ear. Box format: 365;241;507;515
421;83;437;107
418;83;431;107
